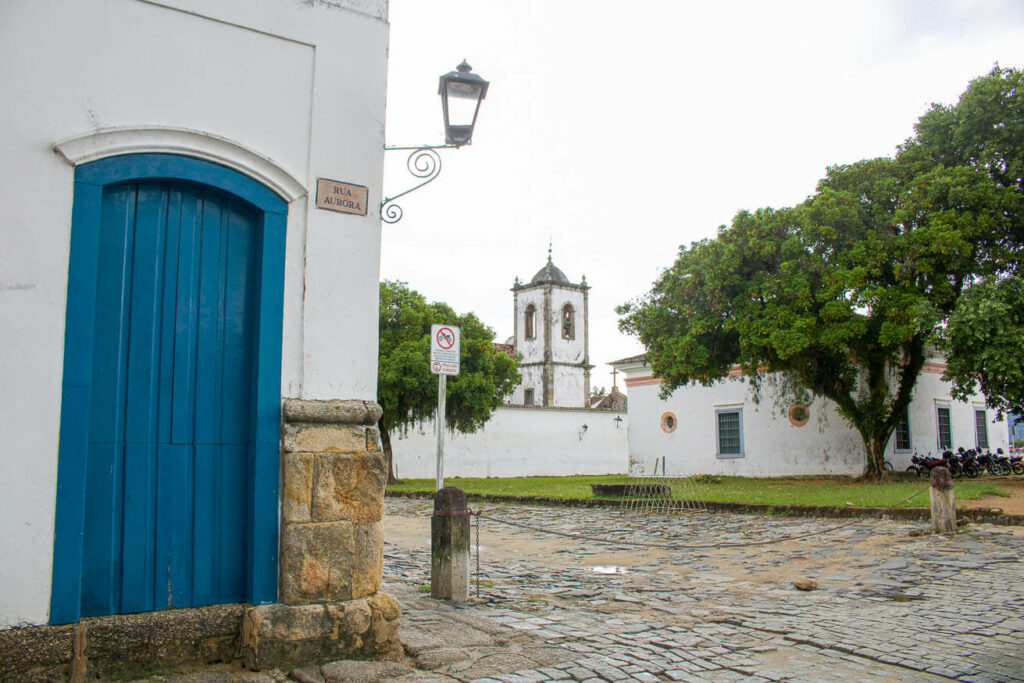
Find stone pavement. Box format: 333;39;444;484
379;498;1024;683
137;498;1024;682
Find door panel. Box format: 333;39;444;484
79;180;258;617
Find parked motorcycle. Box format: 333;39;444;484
1008;453;1024;476
909;451;955;478
955;447;981;479
992;448;1014;476
976;449;1007;476
942;449;967;478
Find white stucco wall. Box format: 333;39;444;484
0;0;388;627
549;289;586;364
391;407;628;479
512;365;545;405
619;364;1009;477
553;364;587;408
903;370;1008;466
515;287;546;363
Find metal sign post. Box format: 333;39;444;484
436;374;446;491
429;324;460;491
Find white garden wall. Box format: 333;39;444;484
391;407;628;479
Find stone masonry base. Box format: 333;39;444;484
242;593;401;670
0;603;242;681
0;594;401;680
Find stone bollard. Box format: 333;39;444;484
431;487;470;602
929;466;956;534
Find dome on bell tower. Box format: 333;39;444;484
530;254;571;285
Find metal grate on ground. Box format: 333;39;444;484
619;457;709;515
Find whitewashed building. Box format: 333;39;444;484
613;354;1010;477
1;0;399;673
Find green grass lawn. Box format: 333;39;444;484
387;474;1008;508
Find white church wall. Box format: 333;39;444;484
510;365;545;405
553;364;587;408
619;364;1007;478
391;407;628;479
514;288;547;363
549;289;586;364
0;0;388;627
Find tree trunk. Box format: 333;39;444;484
379;420;401;485
862;436;887;479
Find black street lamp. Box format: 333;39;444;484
439;60;489;147
381;60;491;223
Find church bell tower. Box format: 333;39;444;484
511;250;592;408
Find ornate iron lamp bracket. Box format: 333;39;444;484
380;144;457;224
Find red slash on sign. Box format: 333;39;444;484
435;326;456;349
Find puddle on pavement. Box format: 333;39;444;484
591;565;629;574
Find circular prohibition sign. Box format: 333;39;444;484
435;326;456;350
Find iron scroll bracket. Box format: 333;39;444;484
380;144;458;224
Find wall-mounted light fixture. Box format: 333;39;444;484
579;424;589;440
439;60;490;146
381;60;490;224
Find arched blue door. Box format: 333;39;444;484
51;154;287;623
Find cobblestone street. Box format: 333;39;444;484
382;497;1024;682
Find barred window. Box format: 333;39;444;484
937;405;952;451
716;408;744;458
895;408;911;452
524;304;536;340
975;409;989;450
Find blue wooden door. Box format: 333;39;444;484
52;153;285;625
78;179;258;616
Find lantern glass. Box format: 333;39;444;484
445;82;483;124
439;61;488;147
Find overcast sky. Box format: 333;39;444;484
381;0;1024;394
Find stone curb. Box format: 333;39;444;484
385;490;1024;525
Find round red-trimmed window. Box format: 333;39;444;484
788;403;809;427
661;412;677;433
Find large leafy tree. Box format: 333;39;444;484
619;152;1019;477
378;280;520;483
903;66;1024;410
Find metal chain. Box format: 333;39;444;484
472;486;931;551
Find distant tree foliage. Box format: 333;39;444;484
378;281;520;483
902;66;1024;411
619;68;1023;478
903;65;1024;195
944;275;1024;417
